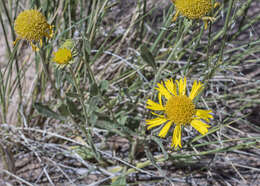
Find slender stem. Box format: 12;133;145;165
0;1;22;105
40;50;102;161
218;0;235;64
0;52;7;122
39;50;81;126
124;140;257;177
184;26;204;74
0;0;15;40
68;65;101;162
69;66;88;123
153;19;190;89
38;50;62;100
83;40;117;121
206;19;212;70
139;0;146;44
0;11;11;55
150;5;174;53
204;0;235;84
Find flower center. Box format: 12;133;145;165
14;9;52;41
175;0;212;19
53;48;72;65
165;95;195;125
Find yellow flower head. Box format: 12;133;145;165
146;77;213;148
171;0;220;29
52;48;73;68
14;9;54;51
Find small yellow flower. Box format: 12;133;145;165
171;0;220;29
146;77;213;148
52;48;73;68
14;9;54;51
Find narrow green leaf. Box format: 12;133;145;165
66;98;81;116
57;104;70;117
151;136;168;160
99;80;109;93
140;45;156;69
144;146;162;173
66;92;80;98
90;83;99;96
111;176;126;186
34;102;65;120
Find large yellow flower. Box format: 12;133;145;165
171;0;220;29
14;9;54;51
146;77;213;148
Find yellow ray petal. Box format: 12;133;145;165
155;81;172;100
40;39;43;47
13;38;20;46
190;119;210;135
176;77;186;95
165;78;177;96
30;41;39;51
189;80;204;100
146;117;168;130
196;109;213;122
203;20;208;30
146;99;164;111
172;124;182;148
214;2;220;9
151;112;164;117
183;77;187;95
202;16;216;23
158;121;172;138
172;10;180;22
202;16;216;30
49;25;54;38
158;93;163;107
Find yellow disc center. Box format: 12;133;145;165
53;48;72;65
175;0;212;19
165;95;195;125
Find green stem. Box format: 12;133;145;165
38;50;62;100
218;0;235;64
152;19;191;90
0;1;22;106
69;66;88;123
184;26;204;74
68;65;101;162
123;140;257;177
83;40;116;121
204;0;235;84
139;0;146;44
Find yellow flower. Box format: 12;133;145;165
52;48;73;68
146;77;213;148
14;9;54;51
171;0;220;29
